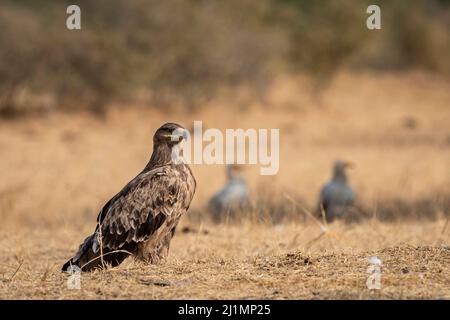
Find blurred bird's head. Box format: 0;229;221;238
153;123;188;147
226;164;246;181
332;160;355;182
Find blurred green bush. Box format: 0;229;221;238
0;0;449;116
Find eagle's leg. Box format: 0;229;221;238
135;224;177;264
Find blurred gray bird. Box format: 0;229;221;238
318;160;355;222
208;164;249;222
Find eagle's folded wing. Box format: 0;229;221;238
95;167;181;252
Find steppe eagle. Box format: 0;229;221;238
62;123;196;271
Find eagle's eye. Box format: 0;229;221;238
158;129;171;138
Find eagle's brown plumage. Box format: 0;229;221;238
62;123;196;272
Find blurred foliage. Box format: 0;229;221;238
0;0;449;116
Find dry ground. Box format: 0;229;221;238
0;221;449;299
0;71;449;299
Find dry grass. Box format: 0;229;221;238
0;71;449;299
1;221;449;299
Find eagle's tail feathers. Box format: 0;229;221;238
62;234;134;272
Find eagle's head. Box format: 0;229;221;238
153;122;188;147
